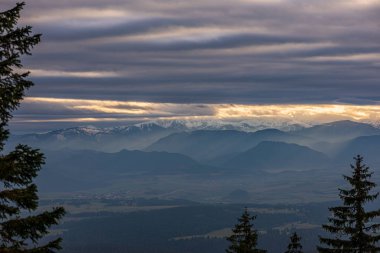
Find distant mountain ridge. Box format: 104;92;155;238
8;123;175;152
38;148;216;192
7;119;308;153
143;119;308;132
8;120;380;156
223;141;331;172
146;128;310;162
292;120;380;141
336;135;380;164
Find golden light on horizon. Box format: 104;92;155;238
215;104;380;122
21;97;380;124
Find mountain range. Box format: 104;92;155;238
8;123;175;152
7;119;380;202
8;118;309;152
223;141;331;172
145;129;312;162
10;119;380;154
38;149;215;192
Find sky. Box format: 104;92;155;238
1;0;380;132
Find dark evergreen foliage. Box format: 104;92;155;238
0;2;65;252
285;232;303;253
226;207;266;253
318;155;380;253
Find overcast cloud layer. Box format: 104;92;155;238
1;0;380;131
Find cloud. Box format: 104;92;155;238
19;97;216;120
1;0;379;132
302;53;380;63
13;97;380;125
30;69;121;78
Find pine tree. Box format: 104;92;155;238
0;2;65;252
226;207;266;253
317;155;380;253
285;232;303;253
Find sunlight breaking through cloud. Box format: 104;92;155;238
18;97;380;124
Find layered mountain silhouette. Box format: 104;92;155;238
223;141;331;172
37;149;214;192
293;120;380;141
10;120;380;156
336;135;380;164
8;123;178;152
146;129;310;162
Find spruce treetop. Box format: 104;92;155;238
226;207;266;253
0;2;40;150
0;2;65;252
285;232;303;253
318;155;380;253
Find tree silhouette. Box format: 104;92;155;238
285;232;303;253
318;155;380;253
0;2;65;252
226;207;266;253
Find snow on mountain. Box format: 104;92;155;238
141;119;309;132
24;118;380;139
48;125;103;136
8;119;380;154
8;123;173;152
40;123;167;137
29;120;307;138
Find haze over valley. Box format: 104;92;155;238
7;119;380;204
